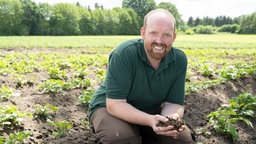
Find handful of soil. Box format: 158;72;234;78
156;116;185;131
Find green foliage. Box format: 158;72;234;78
15;76;34;88
33;104;58;121
229;93;256;115
218;24;240;33
0;130;32;144
207;107;240;141
0;105;31;128
193;25;215;34
71;78;91;89
185;29;195;35
39;79;72;94
197;62;214;77
238;12;256;34
78;87;95;106
47;120;72;138
50;3;81;35
0;0;25;35
47;67;67;80
207;93;256;141
0;85;13;101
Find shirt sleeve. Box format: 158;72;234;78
166;50;187;105
105;52;133;99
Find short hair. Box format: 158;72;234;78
142;8;176;31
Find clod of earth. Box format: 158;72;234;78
156;116;185;131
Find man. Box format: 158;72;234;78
89;8;194;144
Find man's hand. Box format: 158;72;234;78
152;114;186;139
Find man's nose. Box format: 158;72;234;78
155;35;164;43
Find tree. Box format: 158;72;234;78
20;0;41;35
0;0;25;35
36;3;53;35
194;17;202;26
116;8;140;35
49;3;81;35
101;10;119;35
202;16;214;26
122;0;156;26
79;7;93;35
238;12;256;34
187;16;194;27
157;2;185;30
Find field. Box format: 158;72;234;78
0;34;256;144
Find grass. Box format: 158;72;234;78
0;34;256;50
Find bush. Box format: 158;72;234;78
185;29;195;35
218;24;240;33
194;25;215;34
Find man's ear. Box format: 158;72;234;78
173;33;177;41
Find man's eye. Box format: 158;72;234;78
164;34;171;37
150;32;157;35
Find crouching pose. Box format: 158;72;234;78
89;8;195;144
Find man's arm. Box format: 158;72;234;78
106;98;165;127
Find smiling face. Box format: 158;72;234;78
140;9;176;61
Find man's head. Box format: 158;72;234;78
140;8;176;61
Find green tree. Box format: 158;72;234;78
36;3;52;35
202;16;215;26
0;0;25;35
157;2;184;30
116;8;140;35
49;3;81;35
79;7;93;35
91;9;103;34
122;0;156;26
126;8;140;34
187;16;194;27
100;9;119;35
194;17;202;26
238;12;256;34
20;0;41;35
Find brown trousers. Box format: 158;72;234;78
90;107;195;144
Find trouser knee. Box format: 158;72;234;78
90;108;141;144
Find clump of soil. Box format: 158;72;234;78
156;116;185;131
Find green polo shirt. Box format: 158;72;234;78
89;38;187;118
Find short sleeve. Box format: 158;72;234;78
105;52;133;99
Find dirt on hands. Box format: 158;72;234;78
156;116;185;131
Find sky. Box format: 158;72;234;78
33;0;256;21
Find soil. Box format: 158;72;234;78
1;48;256;144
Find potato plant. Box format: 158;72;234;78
33;104;59;121
78;87;95;106
207;93;256;141
0;85;13;101
0;131;32;144
47;120;72;138
0;105;31;128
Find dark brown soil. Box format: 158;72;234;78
1;48;256;144
156;117;185;131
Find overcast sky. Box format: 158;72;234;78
33;0;256;21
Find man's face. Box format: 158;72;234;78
141;13;176;61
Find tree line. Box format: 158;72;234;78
0;0;255;36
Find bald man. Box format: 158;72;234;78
89;8;195;144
